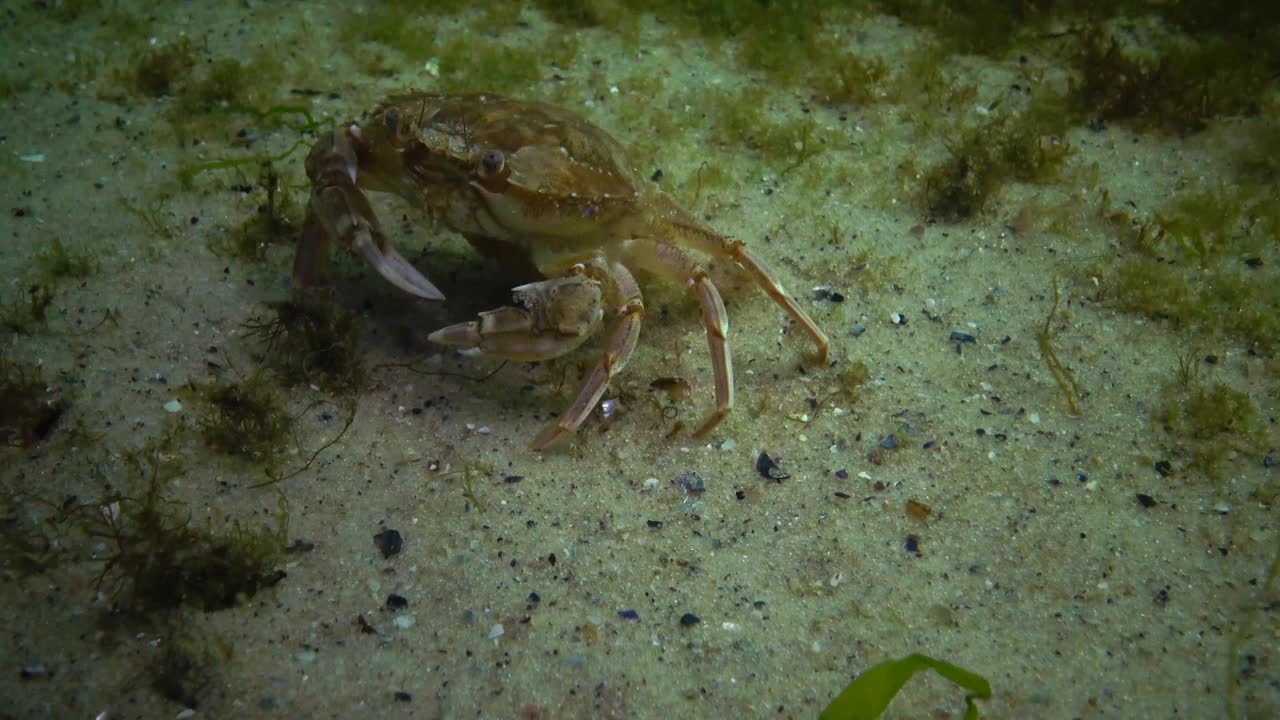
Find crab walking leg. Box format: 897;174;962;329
297;126;444;300
718;237;829;364
292;211;332;290
626;241;734;439
675;230;830;364
528;262;644;450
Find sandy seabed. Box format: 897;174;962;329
1;3;1277;719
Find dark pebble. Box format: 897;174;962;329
647;519;664;528
617;609;640;620
503;475;524;483
904;535;920;554
1154;460;1172;477
528;592;541;604
679;613;701;626
949;331;976;343
373;529;403;558
756;451;790;481
879;434;896;450
386;593;408;610
835;468;848;479
675;471;706;493
394;691;412;702
850;324;866;337
1135;493;1157;508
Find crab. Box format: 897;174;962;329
294;92;830;449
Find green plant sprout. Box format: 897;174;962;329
821;653;992;720
35;237;96;280
0;355;67;447
1225;542;1280;720
118;197;174;240
207;163;302;260
1;283;55;335
1038;280;1082;415
177;106;332;189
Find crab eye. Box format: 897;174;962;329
480;148;505;175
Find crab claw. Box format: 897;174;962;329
353;234;445;301
296;125;446;301
427;275;603;361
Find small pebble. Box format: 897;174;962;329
373;529;403;558
904;535;920;554
163;399;182;413
394;692;412;702
756;451;790;481
488;623;505;640
679;613;701;626
674;471;705;493
617;609;640;620
850;324;866;337
642;477;660;490
386;593;408;610
393;615;415;629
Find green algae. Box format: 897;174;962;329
243;296;365;392
1096;186;1280;355
188;371;296;467
1155;380;1260;481
75;429;288;614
